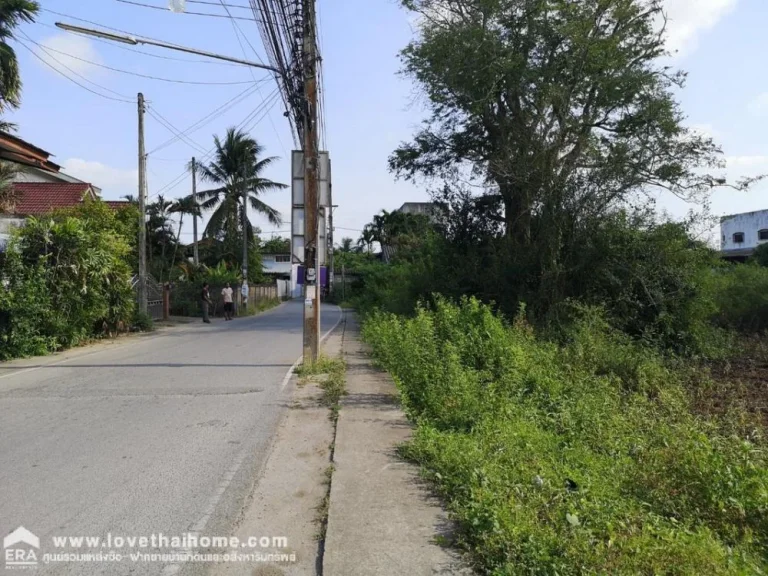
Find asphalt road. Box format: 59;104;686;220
0;300;342;575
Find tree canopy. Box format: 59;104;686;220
390;0;751;246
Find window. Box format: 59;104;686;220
759;230;768;241
733;232;745;244
276;255;291;263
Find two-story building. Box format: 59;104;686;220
720;209;768;260
0;131;102;249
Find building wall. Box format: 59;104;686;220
721;209;768;251
262;254;292;275
12;166;102;195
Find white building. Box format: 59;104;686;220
720;209;768;257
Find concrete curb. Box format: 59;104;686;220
322;314;471;575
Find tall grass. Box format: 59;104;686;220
363;297;768;575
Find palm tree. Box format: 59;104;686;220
121;194;138;204
196;128;285;241
358;226;375;254
0;1;38;128
169;194;201;268
0;160;18;213
147;195;174;279
340;237;354;253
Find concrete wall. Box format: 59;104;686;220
262;254;292;275
721;209;768;251
12;166;102;195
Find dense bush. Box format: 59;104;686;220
0;207;135;360
363;297;768;575
711;263;768;334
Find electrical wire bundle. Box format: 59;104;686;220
248;0;314;143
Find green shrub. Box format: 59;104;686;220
132;311;154;332
363;297;768;575
0;210;135;360
711;263;768;333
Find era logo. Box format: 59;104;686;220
4;527;39;569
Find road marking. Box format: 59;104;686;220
280;305;343;390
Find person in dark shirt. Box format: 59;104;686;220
201;283;212;324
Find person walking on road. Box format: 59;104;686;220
201;283;212;324
221;283;234;321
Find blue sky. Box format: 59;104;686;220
8;0;768;245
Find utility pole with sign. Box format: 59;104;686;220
302;0;320;363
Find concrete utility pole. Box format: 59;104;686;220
242;181;249;305
138;92;148;315
192;156;199;266
302;0;320;362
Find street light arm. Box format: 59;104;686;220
55;22;281;74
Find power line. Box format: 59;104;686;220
19;31;133;100
15;39;133;104
23;36;258;85
149;87;281;199
188;0;254;9
217;0;290;155
35;20;246;67
148;82;264;154
116;0;267;22
146;108;208;154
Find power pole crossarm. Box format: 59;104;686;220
138;93;148;315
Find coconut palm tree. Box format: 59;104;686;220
0;160;18;213
196;128;285;241
147;195;175;279
340;237;354;253
169;194;201;267
0;1;38;130
357;226;375;254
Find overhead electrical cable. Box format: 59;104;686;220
21;38;258;85
148;82;265;154
15;39;133;103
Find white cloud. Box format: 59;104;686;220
688;122;721;140
35;34;102;78
663;0;738;57
726;155;768;169
62;159;138;198
748;93;768;117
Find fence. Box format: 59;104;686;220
131;275;165;321
169;282;279;318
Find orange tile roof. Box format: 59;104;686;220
10;182;93;216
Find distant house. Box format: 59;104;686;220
720;209;768;261
0;182;99;249
262;252;292;278
0;131;101;194
0;131;107;250
397;202;443;223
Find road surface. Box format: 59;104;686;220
0;300;341;575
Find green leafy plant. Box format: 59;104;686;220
363;297;768;575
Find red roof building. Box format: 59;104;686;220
8;182;97;216
104;200;132;210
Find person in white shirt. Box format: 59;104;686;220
221;283;234;321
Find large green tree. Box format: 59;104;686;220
390;0;750;245
388;0;760;315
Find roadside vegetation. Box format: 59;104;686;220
337;0;768;573
363;299;767;574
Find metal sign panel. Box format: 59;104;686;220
291;150;331;267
